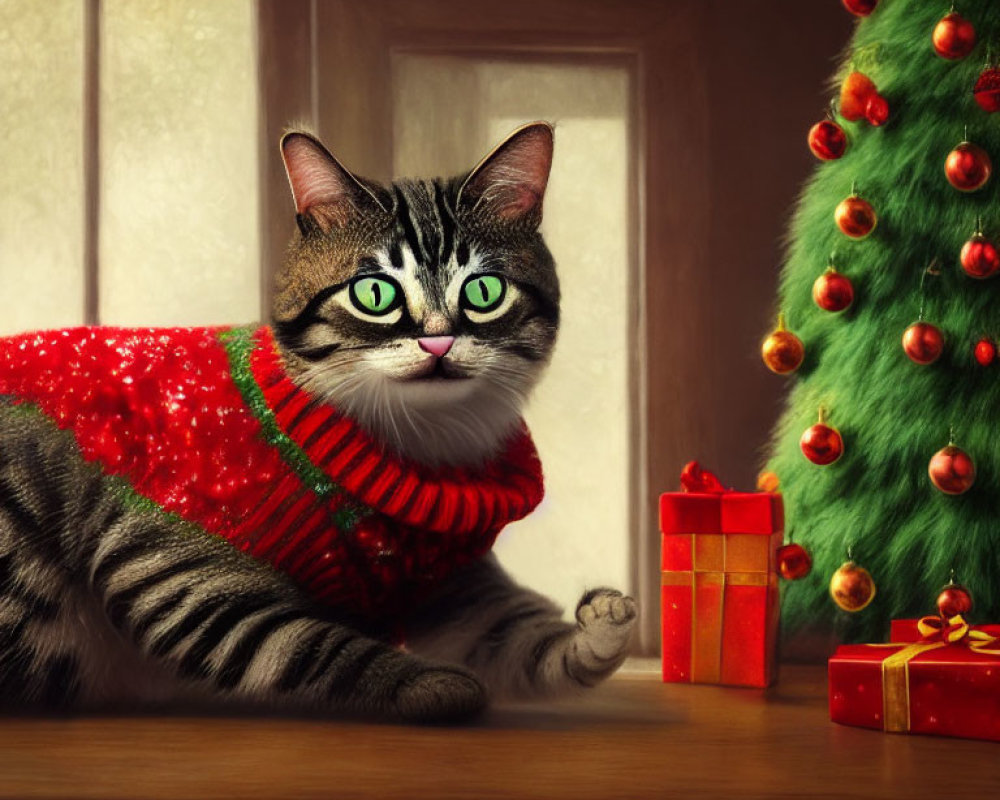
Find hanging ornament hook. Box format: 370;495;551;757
917;258;941;320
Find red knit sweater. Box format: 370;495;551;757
0;326;544;622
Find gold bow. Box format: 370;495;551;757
915;614;1000;652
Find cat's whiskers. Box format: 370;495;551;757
292;339;542;467
374;377;407;453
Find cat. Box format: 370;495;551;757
0;122;637;721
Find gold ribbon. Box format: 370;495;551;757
660;572;770;587
661;532;774;683
874;615;1000;732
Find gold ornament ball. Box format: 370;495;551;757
834;195;877;239
756;470;780;493
830;561;876;612
762;329;805;374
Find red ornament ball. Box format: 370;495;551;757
762;326;804;375
974;337;996;366
840;72;878;121
933;12;976;60
945;142;992;192
865;94;890;127
902;321;945;365
812;268;854;312
835;195;877;238
800;423;844;466
937;583;974;618
973;66;1000;113
928;444;976;495
777;543;812;581
808;120;848;161
830;561;876;612
960;234;1000;279
841;0;877;17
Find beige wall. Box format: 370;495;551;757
0;0;85;334
99;0;259;326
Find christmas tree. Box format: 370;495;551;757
765;0;1000;644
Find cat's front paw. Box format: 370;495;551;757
393;666;487;723
567;588;637;684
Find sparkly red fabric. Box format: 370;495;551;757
0;326;544;622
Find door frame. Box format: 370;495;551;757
260;0;714;655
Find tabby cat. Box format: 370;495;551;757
0;122;636;721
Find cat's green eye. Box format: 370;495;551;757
462;274;506;312
350;277;401;316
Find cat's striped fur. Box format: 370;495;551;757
0;123;636;721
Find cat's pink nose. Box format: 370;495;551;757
418;336;455;358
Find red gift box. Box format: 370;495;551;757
829;616;1000;741
660;465;783;687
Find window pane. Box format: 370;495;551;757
0;0;84;334
393;57;632;615
100;0;259;326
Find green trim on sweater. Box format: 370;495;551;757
218;326;368;531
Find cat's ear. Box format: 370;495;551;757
280;132;389;234
456;122;554;227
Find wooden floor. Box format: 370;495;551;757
1;661;998;800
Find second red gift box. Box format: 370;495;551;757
660;463;783;687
